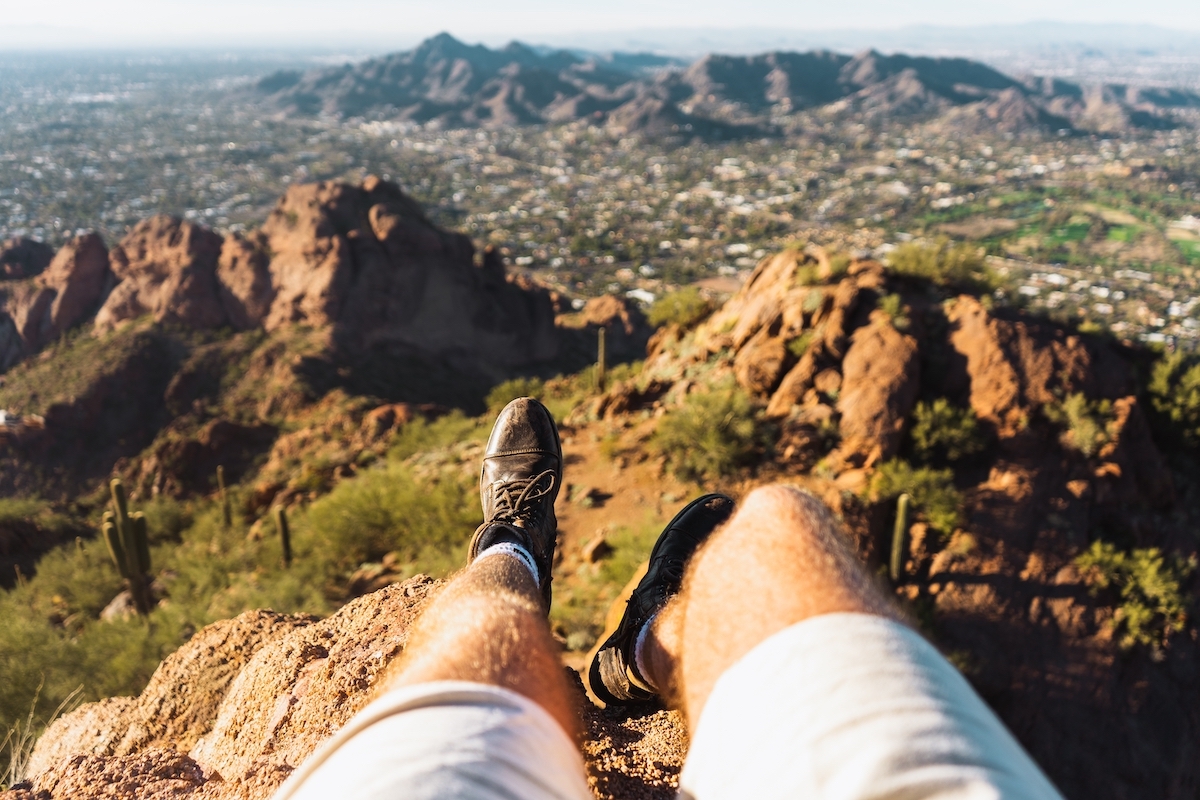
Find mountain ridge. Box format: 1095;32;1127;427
252;33;1200;136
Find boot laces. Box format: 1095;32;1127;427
492;469;557;525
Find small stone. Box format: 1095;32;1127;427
582;535;613;563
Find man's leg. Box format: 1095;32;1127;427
641;484;1063;799
388;552;578;737
274;399;590;800
661;484;898;728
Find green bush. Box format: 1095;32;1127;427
909;399;986;463
877;293;910;330
1149;351;1200;447
302;462;480;581
653;381;762;481
485;377;545;413
787;330;816;359
886;238;993;289
647;287;712;329
387;411;486;462
869;459;962;535
1076;540;1196;651
1045;393;1112;458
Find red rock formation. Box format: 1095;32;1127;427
0;233;111;370
946;295;1131;438
836;310;920;463
16;578;687;800
216;232;274;331
95;217;225;332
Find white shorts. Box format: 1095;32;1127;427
273;613;1063;800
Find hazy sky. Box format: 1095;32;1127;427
3;0;1200;49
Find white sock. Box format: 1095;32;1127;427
632;611;660;693
476;541;539;586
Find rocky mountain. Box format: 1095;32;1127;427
253;33;1200;135
577;247;1200;796
5;246;1198;800
0;176;647;500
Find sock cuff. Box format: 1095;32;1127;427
476;541;539;586
632;610;660;693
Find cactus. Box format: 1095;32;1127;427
889;493;911;584
217;465;232;529
596;326;607;392
274;505;292;568
103;478;152;615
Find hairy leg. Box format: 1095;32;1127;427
642;484;901;733
386;555;579;738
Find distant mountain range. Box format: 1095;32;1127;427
252;32;1200;136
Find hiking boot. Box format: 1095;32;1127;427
467;396;563;609
588;493;735;705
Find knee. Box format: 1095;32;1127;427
740;483;827;526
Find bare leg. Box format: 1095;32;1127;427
386;554;579;738
641;484;901;734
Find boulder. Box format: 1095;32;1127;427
20;578;687;800
734;327;788;395
217;232;275;330
0;233;110;369
576;295;651;361
95;217;225;332
28;610;310;776
836;311;920;462
946;296;1132;438
259;177;562;374
39;233;111;340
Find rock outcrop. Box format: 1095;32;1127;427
945;295;1133;438
0;177;623;392
835;310;919;462
15;577;688;800
0;233;110;370
95;217;226;333
575;244;1200;798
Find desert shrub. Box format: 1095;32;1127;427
877;293;910;330
653;381;761;481
886;238;993;289
909;399;986;463
647;287;712;329
302;462;479;579
1076;541;1196;651
1045;393;1112;458
829;252;851;279
0;498;80;544
387;411;485;462
1148;351;1200;447
138;495;193;545
598;432;623;462
2;683;82;788
787;330;816;358
869;459;962;535
485;377;546;413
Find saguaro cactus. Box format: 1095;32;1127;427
889;493;911;584
102;478;152;615
275;505;292;568
217;465;232;529
596;326;607;392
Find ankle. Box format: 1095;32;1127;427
475;539;540;587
